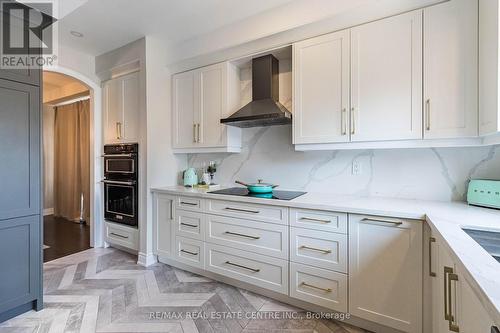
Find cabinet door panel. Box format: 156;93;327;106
154;194;174;258
103;78;123;144
0;79;40;220
351;11;422;142
424;0;478;139
173;71;198;148
122;72;140;142
0;215;39;313
199;64;226;147
293;30;350;144
349;215;422;333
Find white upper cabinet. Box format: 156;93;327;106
173;70;198;149
424;0;478;139
349;214;422;333
350;10;423;142
103;71;140;144
172;62;241;153
293;30;350;144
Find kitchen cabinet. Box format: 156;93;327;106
103;71;140;144
350;10;422;142
293;30;350;144
172;62;241;153
153;193;174;259
423;0;478;139
430;235;495;333
349;214;422;333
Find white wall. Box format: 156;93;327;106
42;104;55;213
55;44;100;84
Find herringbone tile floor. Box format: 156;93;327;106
0;248;370;333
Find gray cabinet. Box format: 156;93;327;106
0;75;42;321
0;79;40;220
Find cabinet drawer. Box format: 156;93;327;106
290;263;347;312
206;215;288;259
174;236;204;269
174;210;204;240
205;243;288;294
207;199;288;224
175;196;203;212
105;221;138;251
290;227;347;273
290;208;347;233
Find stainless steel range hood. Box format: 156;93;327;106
220;55;291;128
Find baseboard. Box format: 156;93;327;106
137;252;157;267
43;208;54;216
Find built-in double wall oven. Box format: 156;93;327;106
103;143;138;227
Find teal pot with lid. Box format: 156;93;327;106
235;179;278;193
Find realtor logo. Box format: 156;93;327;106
0;0;58;68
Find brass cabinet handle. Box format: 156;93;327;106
116;122;123;139
180;201;198;206
448;272;460;332
301;282;332;293
425;99;431;131
224;231;260;240
341;108;347;135
193;124;197;143
225;261;260;273
180;249;198;256
361;217;403;226
299;217;332;224
110;232;128;239
429;237;436;277
300;245;332;254
197;124;201;143
444;266;453;321
350;107;355;135
180;222;198;228
224;207;260;214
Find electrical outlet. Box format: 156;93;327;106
352;161;362;175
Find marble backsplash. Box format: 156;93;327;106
187;64;500;202
188;125;500;202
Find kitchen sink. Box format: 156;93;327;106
462;228;500;263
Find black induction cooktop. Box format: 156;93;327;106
208;187;306;200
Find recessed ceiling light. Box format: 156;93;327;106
70;30;83;38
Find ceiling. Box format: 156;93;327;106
56;0;297;56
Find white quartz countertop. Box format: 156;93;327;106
151;186;500;326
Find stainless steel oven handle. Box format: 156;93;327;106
101;179;136;186
101;153;134;157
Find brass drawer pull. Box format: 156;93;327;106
444;266;453;321
180;201;198;206
180;249;198;256
361;217;403;226
110;232;128;239
301;282;332;293
341;108;347;135
225;261;260;273
224;231;260;240
426;99;431;131
300;245;332;254
193;124;197;143
180;222;198;228
299;217;332;224
224;207;260;214
429;237;436;277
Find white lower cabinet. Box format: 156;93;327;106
174;236;204;269
431;234;495;333
349;214;423;333
153;193;174;258
205;215;288;259
290;227;347;272
105;221;139;251
205;243;289;294
290;262;347;312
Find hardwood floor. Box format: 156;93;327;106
43;215;91;262
0;248;370;333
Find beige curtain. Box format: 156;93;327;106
53;99;90;222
